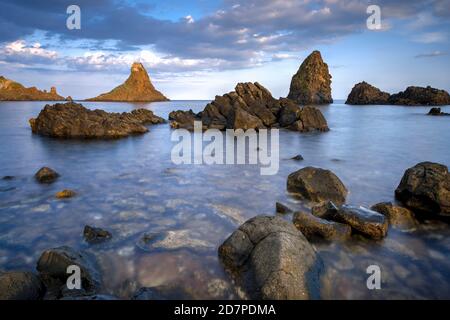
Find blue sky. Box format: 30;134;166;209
0;0;449;100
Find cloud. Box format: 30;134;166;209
1;40;58;64
414;31;447;43
414;51;447;58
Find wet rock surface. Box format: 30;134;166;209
287;167;348;205
137;230;213;251
311;201;339;219
345;82;390;105
275;202;293;214
371;202;418;231
293;211;351;241
29;102;165;139
395;162;450;217
35;167;59;183
132;285;193;300
55;189;76;199
218;215;322;299
83;225;112;244
0;271;45;300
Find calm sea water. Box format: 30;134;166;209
0;100;449;299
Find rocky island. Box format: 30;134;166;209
0;76;65;101
345;81;390;105
87;62;168;102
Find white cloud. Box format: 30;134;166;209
414;32;447;43
3;40;57;59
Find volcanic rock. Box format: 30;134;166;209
87;62;168;102
218;215;322;299
371;202;418;231
389;86;450;106
56;189;76;199
83;225;112;244
287;50;333;104
395;162;450;216
293;211;351;241
428;107;450;116
0;76;65;101
29;102;165;139
345;82;390;105
35;167;59;183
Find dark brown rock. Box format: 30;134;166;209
35;167;59;183
293;211;351;241
29;102;165;139
168;109;200;130
389;86;450;106
345;82;390;105
287;50;333;104
83;226;112;244
311;201;339;219
0;272;45;300
287;167;348;205
395;162;450;216
371;202;418;231
218;215;321;299
428;107;450;116
275;202;293;214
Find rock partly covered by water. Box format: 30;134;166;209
83;226;112;244
0;271;45;300
0;76;65;101
35;167;59;183
293;211;351;241
218;215;322;299
287;167;348;205
389;86;450;106
29;102;165;139
428;107;450;116
345;82;390;105
287;50;333;105
169;82;329;132
87;62;168;102
371;202;418;231
395;162;450;217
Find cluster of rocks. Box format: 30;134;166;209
346;82;450;106
428;107;449;116
169;82;329;132
219;161;449;299
29;102;165;139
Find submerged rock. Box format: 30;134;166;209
0;272;45;300
287;50;333;105
311;201;339;219
0;75;64;101
389;86;450;106
287;167;348;205
137;230;213;251
29;102;165;139
35;167;59;183
293;211;351;241
371;202;418;231
218;215;322;299
395;162;450;217
2;175;15;180
83;225;112;244
132;285;193;300
290;154;304;161
275;202;293;214
87;62;168;102
428;107;449;116
56;189;76;199
331;205;388;240
345;82;390;105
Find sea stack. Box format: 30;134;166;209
0;76;65;101
346;82;390;105
287;50;333;105
87;62;168;102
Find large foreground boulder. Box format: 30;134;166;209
345;82;390;105
0;272;45;300
287;167;348;205
218;216;322;299
389;86;450;106
287;50;333;105
29;102;165;139
395;162;450;217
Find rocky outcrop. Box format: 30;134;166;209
395;162;450;217
287;51;333;105
287;167;348;205
169;83;329;132
87;62;168;102
389;86;450;106
293;211;351;241
371;202;418;231
218;215;322;299
0;76;65;101
55;189;76;199
428;107;450;116
29;102;165;139
35;167;59;183
345;82;390;105
83;226;112;244
0;272;45;300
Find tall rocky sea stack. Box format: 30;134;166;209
0;76;65;101
287;50;333;105
87;62;168;102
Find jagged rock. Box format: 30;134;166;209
29;102;165;139
35;167;59;183
311;201;339;219
87;62;168;102
287;50;333;104
287;167;348;205
83;226;112;244
428;107;449;116
0;76;64;101
56;189;76;199
290;154;304;161
389;86;450;106
218;215;322;299
275;202;293;214
0;272;45;300
293;211;351;241
169;83;329;132
36;246;101;295
345;82;390;105
371;202;418;231
331;205;388;240
395;162;450;217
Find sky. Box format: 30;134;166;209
0;0;449;100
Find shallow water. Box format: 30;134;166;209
0;100;449;299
